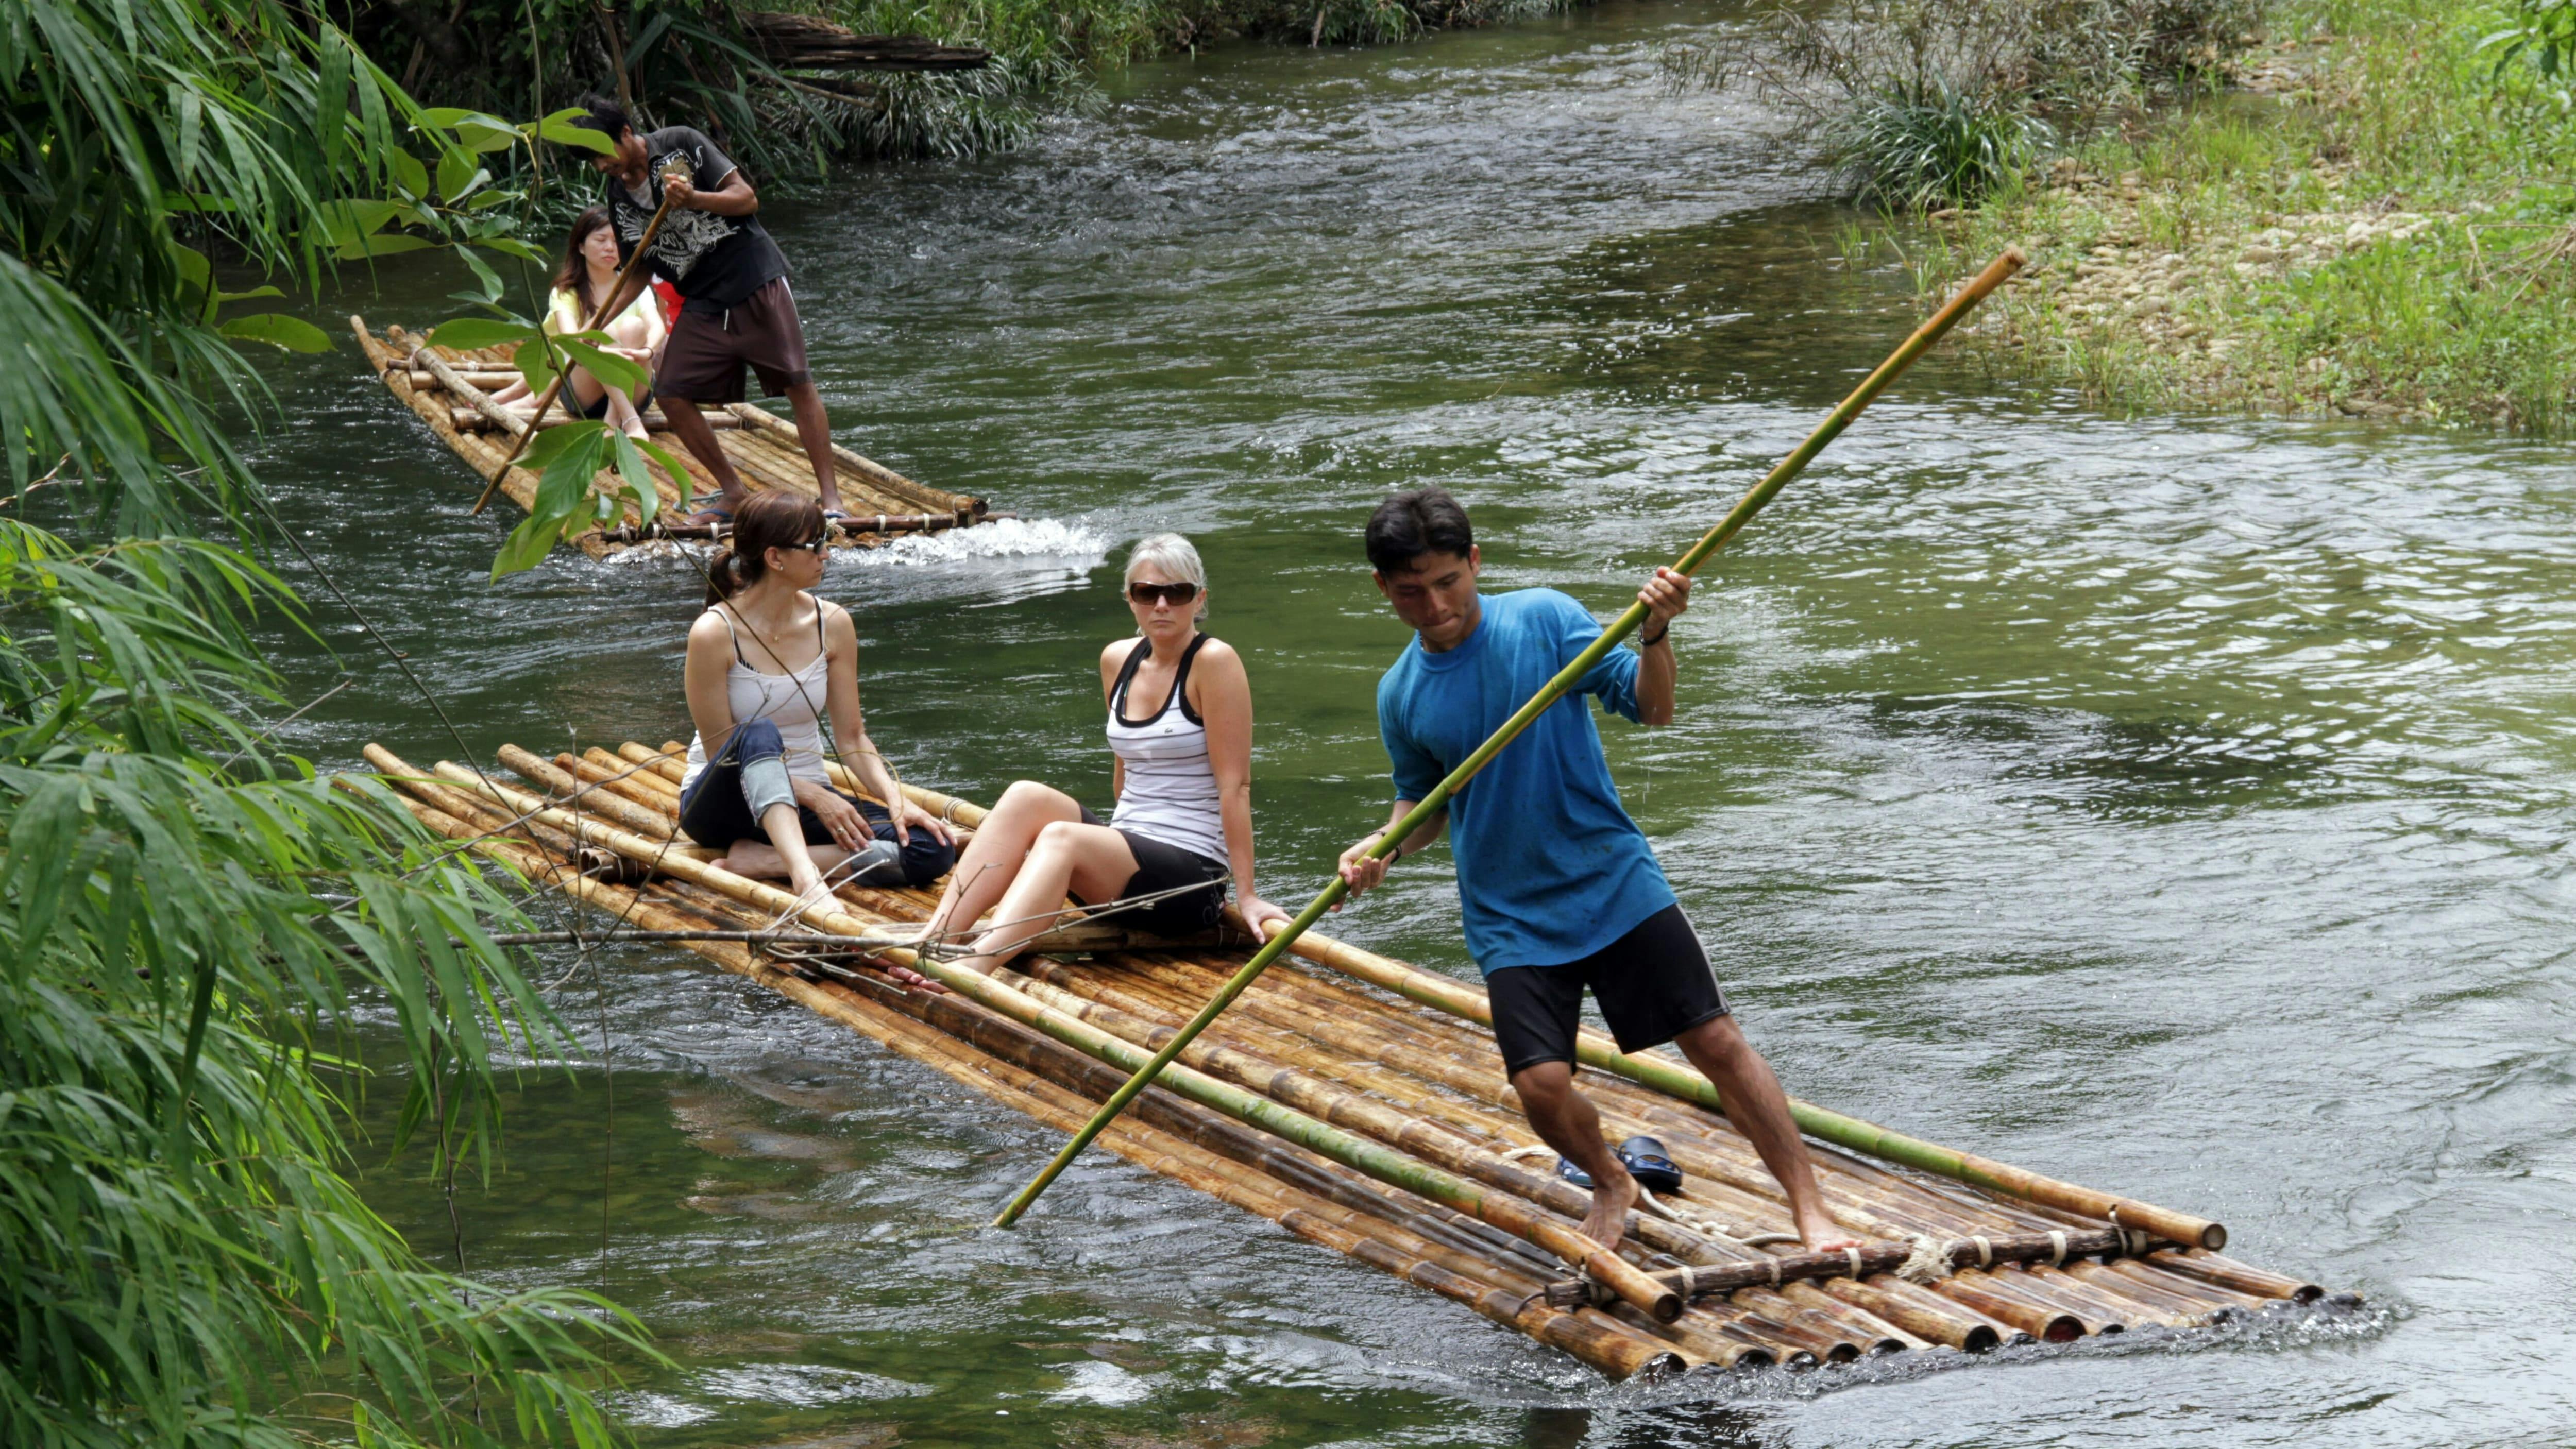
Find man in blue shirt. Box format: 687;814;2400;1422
1337;488;1853;1253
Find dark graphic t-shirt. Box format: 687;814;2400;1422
606;126;788;315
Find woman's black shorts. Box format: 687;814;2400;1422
1485;904;1730;1077
1075;805;1227;938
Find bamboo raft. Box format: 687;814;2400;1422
353;317;993;559
359;738;2353;1379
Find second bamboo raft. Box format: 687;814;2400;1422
354;316;992;559
360;737;2353;1379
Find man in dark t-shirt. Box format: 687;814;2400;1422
572;96;848;526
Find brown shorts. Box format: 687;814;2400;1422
654;277;811;404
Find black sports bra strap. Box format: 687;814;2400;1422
1111;634;1209;726
1170;633;1212;726
1110;637;1154;724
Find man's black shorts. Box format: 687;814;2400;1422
1486;904;1730;1077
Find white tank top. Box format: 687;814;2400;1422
1106;634;1226;865
682;604;833;789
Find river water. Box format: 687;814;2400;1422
241;2;2574;1443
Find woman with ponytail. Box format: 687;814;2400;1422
679;491;955;908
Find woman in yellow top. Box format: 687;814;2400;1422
490;206;666;440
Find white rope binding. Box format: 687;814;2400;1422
1895;1235;1953;1284
2047;1229;2069;1267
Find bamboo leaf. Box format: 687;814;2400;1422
490;513;563;577
513;335;559;392
216;314;332;352
429;316;540;350
332;232;436;260
385;146;429;201
607;432;660;525
537;106;618;154
555;335;647;394
453;245;506;304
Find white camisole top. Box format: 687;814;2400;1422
682;605;833;789
1105;634;1226;865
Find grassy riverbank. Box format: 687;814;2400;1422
1909;0;2576;432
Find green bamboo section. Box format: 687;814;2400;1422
357;730;2346;1380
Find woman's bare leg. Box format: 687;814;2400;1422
924;780;1080;944
721;807;849;908
606;385;648;439
951;819;1138;975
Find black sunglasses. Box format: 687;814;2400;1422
783;534;829;556
1127;581;1199;606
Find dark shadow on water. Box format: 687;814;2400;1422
1860;694;2326;817
1524;201;2018;410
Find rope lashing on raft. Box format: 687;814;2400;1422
2109;1205;2157;1258
1890;1229;2064;1282
1896;1235;1951;1283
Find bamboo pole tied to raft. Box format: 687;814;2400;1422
991;248;2029;1230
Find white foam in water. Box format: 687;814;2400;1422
845;515;1108;569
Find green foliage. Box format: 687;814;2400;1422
1916;0;2576;432
346;0;1589;174
1;0;656;1444
2481;0;2576;103
1668;0;2264;203
1836;86;2052;208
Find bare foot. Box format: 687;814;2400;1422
783;876;841;920
1579;1162;1641;1250
1794;1206;1862;1253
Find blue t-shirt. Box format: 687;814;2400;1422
1376;589;1676;974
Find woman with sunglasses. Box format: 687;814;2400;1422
678;490;955;910
921;533;1291;969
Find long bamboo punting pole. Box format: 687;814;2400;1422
994;249;2029;1230
472;156;690;515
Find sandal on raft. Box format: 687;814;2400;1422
674;506;734;530
1553;1137;1685;1195
1617;1135;1684;1195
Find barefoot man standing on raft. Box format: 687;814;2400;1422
1336;487;1858;1253
570;95;852;530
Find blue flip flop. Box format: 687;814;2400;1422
1554;1155;1595;1190
1617;1135;1685;1195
